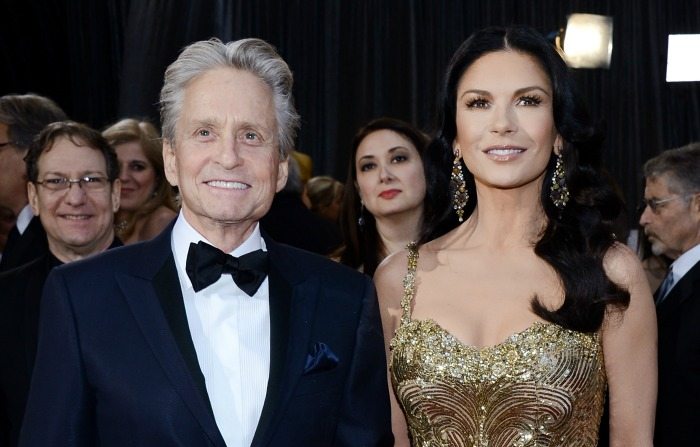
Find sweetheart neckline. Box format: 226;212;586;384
404;318;563;352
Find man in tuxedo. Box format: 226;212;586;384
0;121;122;446
639;142;700;446
20;38;392;446
0;94;68;271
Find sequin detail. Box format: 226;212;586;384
390;243;606;447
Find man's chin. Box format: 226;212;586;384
650;242;667;257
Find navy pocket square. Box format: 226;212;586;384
303;342;339;375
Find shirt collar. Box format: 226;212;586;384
670;243;700;280
16;204;35;234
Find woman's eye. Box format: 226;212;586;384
197;129;210;137
129;162;147;172
517;95;542;106
466;98;489;109
392;155;408;163
245;132;259;140
360;163;375;172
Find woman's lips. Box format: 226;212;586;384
379;189;401;199
483;145;526;161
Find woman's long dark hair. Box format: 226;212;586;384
339;117;432;277
424;26;629;332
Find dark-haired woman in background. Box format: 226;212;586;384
338;117;432;276
375;26;655;446
103;118;178;244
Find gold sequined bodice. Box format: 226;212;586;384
390;244;606;447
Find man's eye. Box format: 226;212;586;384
45;178;66;185
197;129;211;137
244;132;259;140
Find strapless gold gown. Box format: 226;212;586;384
390;245;606;447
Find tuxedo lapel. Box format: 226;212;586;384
117;230;226;447
251;239;322;447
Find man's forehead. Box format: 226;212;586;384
178;68;276;130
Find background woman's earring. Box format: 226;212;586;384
357;203;365;228
550;151;569;209
450;151;468;222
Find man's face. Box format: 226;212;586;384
27;136;120;260
639;174;700;259
163;67;288;239
0;122;29;215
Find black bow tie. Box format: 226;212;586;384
185;241;269;297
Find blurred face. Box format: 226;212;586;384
0;122;29;215
163;68;288;237
639;174;700;259
27;136;120;261
116;141;158;212
454;50;562;191
355;129;426;220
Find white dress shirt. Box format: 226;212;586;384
16;203;35;234
666;243;700;296
171;213;270;447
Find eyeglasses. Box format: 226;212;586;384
34;176;109;192
639;195;685;214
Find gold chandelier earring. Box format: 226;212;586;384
550;148;569;210
450;148;468;222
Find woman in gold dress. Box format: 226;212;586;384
375;26;656;446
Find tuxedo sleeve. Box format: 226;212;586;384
333;279;393;447
19;270;96;447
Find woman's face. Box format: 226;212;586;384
453;50;562;191
115;141;157;212
355;129;426;220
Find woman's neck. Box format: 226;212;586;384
374;206;423;258
464;182;547;248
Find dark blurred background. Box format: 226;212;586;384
2;0;699;226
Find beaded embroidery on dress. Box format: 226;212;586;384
390;243;606;447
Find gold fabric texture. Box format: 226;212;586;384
390;244;606;447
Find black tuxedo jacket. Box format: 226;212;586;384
0;217;47;273
0;239;122;447
19;227;392;446
654;259;700;446
0;253;60;447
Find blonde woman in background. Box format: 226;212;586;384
305;175;344;224
103;118;177;244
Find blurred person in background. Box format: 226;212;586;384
639;142;700;447
261;157;342;255
0;93;67;271
304;175;344;225
0;121;122;446
103;118;177;244
338;117;431;276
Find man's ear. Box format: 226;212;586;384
110;179;121;213
276;157;289;193
163;139;179;187
27;182;40;216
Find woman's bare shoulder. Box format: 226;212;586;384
603;242;646;288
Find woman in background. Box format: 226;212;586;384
376;26;656;446
103;118;177;244
305;175;344;224
338;117;432;276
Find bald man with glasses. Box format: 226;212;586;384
639;142;700;447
